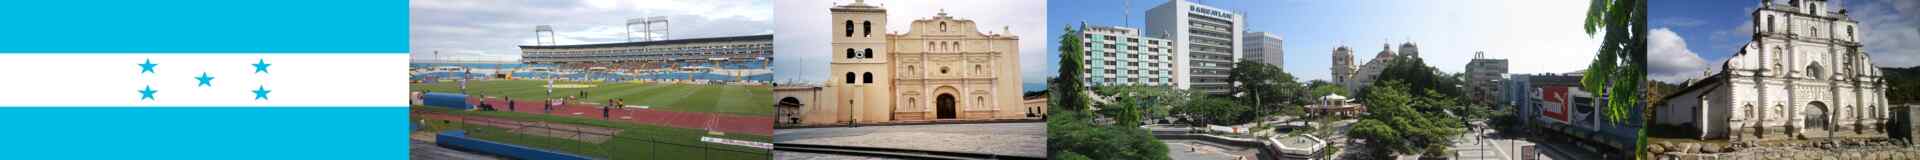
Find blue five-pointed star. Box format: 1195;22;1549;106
138;85;158;100
138;58;158;74
252;58;271;74
195;72;215;87
252;86;272;100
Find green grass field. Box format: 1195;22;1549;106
415;105;772;160
411;80;773;117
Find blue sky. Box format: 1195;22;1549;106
1047;0;1604;83
1649;0;1920;82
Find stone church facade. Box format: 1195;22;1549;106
778;0;1027;125
1655;0;1890;141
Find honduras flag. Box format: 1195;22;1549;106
0;0;407;159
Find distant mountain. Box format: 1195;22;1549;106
1883;66;1919;104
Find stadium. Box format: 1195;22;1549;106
411;34;773;84
409;21;775;160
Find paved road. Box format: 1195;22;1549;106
772;150;900;160
1164;139;1260;160
1448;121;1603;160
774;122;1046;158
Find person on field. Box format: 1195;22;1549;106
506;97;515;111
602;99;613;119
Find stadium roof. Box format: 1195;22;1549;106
517;34;772;49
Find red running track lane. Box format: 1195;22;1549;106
462;97;774;136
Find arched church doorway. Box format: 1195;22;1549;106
1805;102;1830;130
779;97;803;124
938;94;957;119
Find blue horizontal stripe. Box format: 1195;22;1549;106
0;52;406;54
0;107;407;159
0;0;406;53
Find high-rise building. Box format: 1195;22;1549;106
1148;0;1244;94
1465;51;1508;106
1244;31;1283;68
1080;23;1176;87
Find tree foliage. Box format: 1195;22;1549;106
1228;60;1309;116
1095;85;1190;119
1310;82;1349;98
1054;25;1090;112
1884;67;1920;104
1347;80;1461;155
1177;96;1251;126
1581;0;1645;123
1584;0;1645;159
1047;111;1171;160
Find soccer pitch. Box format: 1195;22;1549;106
411;80;774;117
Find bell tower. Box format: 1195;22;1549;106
829;0;893;123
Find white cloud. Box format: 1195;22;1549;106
1648;28;1712;83
1850;0;1920;67
772;0;1048;84
410;0;773;63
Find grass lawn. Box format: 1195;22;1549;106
411;80;774;116
415;106;771;160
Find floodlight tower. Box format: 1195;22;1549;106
535;25;557;46
626;16;669;42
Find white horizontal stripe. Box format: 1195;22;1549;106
0;54;407;107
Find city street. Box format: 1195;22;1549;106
773;122;1046;158
1447;120;1603;160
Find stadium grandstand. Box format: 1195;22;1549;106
411;34;774;84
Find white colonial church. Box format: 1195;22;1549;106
1655;0;1891;141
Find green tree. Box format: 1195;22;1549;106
1350;80;1461;156
1095;85;1189;119
1310;82;1348;98
1229;60;1308;116
1178;96;1249;126
1584;0;1645;159
1347;119;1400;158
1055;25;1090;112
1048;111;1171;160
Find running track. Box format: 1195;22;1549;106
461;97;774;136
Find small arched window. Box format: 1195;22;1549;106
1808;62;1825;80
844;72;855;84
974;64;983;74
908;65;917;74
863;48;874;59
1847;26;1855;40
940;22;948;32
862;21;872;37
1765;16;1774;32
844;20;854;37
908;98;917;110
940;67;949;74
976;96;985;109
862;72;874;84
847;48;857;59
1810;26;1820;37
